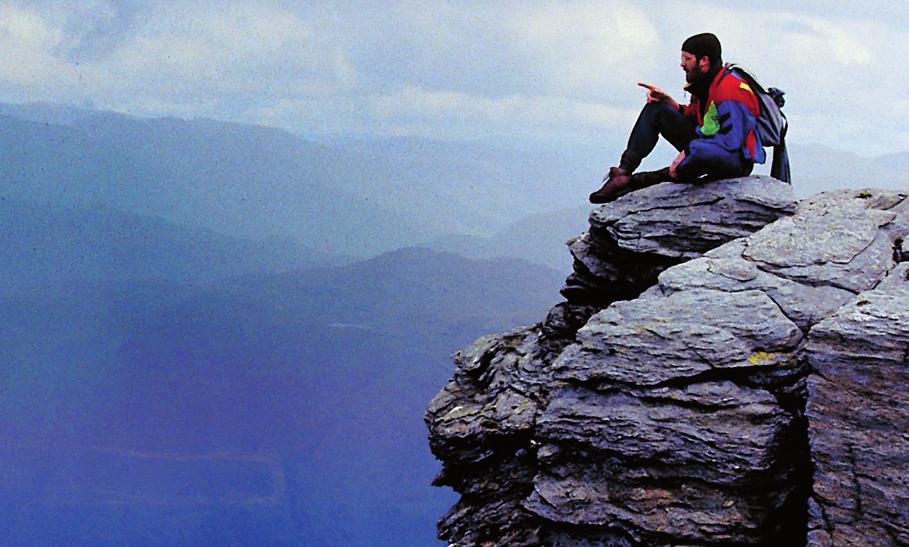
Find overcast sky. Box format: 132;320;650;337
2;0;908;156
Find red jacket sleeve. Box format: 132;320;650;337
679;98;699;121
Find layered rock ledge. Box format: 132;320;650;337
426;178;909;546
806;262;909;545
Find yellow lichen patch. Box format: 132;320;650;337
513;401;534;414
747;351;786;366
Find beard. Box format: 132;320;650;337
685;63;707;83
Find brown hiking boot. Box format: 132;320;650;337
589;167;632;204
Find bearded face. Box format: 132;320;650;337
680;51;707;83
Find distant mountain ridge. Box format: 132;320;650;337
0;111;430;256
5;101;907;264
0;198;346;295
787;143;909;197
1;245;564;546
424;206;590;274
0;102;607;257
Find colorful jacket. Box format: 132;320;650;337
677;67;766;178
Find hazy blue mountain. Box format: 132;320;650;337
319;136;607;232
5;104;907;254
0;198;346;295
425;205;590;274
1;247;564;546
786;143;909;197
0;103;610;257
0;101;98;126
6;100;908;546
0;111;434;256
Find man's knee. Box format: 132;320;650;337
640;101;677;123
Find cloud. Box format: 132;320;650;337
0;1;356;111
1;1;909;155
896;99;909;115
504;1;660;93
245;96;367;136
766;17;872;67
0;3;71;88
103;3;357;100
370;85;637;142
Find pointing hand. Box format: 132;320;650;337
638;82;679;111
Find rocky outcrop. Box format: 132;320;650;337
427;179;909;545
806;262;909;545
548;176;797;354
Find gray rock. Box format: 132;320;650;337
806;262;909;545
743;190;906;293
438;495;543;547
426;326;547;463
553;288;803;387
536;382;791;483
658;257;855;330
559;175;796;307
526;460;793;545
539;301;599;356
534;269;808;542
425;326;551;545
560;228;681;307
591;175;797;258
566;231;672;289
427;185;909;546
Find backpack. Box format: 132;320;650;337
721;63;791;182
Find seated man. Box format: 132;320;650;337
590;33;766;204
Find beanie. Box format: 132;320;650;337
682;33;722;65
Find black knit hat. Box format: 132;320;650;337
682;33;722;64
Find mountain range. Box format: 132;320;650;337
2;101;908;544
0;198;348;295
0;102;607;257
1;242;563;545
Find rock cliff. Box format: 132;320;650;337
426;176;909;546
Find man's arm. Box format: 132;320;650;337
638;82;692;179
637;82;680;112
669;150;686;179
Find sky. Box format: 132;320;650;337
2;0;909;156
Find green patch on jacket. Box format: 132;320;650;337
700;101;720;136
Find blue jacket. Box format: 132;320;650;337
677;68;766;178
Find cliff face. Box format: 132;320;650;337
426;176;909;546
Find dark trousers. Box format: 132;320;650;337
621;102;754;181
621;102;696;172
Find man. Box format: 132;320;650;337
589;33;765;204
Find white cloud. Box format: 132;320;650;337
0;1;357;112
0;3;71;87
370;85;637;142
102;3;356;97
504;1;661;93
2;1;909;155
766;16;873;67
245;96;366;136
